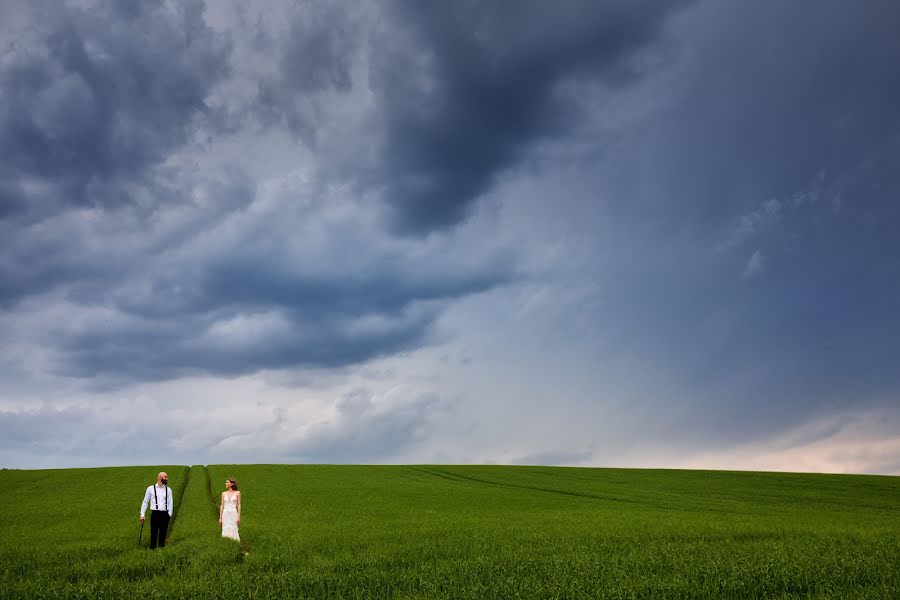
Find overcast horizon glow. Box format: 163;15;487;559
1;0;899;474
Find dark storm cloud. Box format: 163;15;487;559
2;1;900;472
370;0;689;234
0;1;519;384
0;0;231;218
0;0;234;306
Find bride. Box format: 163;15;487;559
219;478;241;541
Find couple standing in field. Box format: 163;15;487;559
138;471;242;548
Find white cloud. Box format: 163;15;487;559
717;197;782;253
742;249;764;278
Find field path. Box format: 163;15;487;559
197;464;217;513
184;464;221;523
163;464;191;541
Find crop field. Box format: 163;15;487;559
1;465;898;599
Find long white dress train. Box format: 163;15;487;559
221;493;240;541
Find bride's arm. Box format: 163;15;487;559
237;491;241;524
218;492;224;526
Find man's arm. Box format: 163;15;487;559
139;486;150;521
167;488;173;517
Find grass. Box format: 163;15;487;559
1;465;898;598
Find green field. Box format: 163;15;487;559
1;465;898;599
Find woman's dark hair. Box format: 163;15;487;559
227;478;238;491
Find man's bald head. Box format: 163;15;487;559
157;472;169;485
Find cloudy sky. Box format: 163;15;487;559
2;0;898;474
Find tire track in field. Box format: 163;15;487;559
407;466;682;511
164;465;191;541
200;465;218;515
407;466;632;503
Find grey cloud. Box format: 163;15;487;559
0;406;89;447
55;301;439;382
0;163;255;307
0;180;27;219
284;389;445;462
0;400;222;468
279;1;356;94
195;249;509;320
778;416;855;451
253;0;361;141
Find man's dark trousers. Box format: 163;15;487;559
149;510;170;549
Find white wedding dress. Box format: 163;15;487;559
221;493;240;541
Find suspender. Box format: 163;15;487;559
151;484;168;511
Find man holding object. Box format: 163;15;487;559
140;472;173;549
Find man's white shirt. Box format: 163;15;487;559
140;484;173;518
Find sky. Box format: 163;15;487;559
1;0;899;474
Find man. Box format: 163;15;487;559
140;471;173;549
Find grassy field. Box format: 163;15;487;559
1;465;898;599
